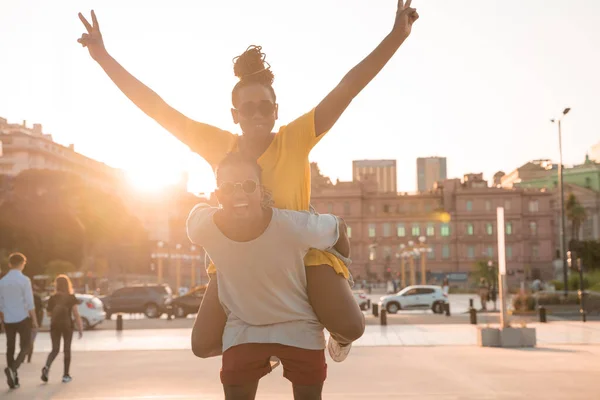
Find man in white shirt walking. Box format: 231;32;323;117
0;253;39;389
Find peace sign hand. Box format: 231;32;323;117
77;10;107;61
392;0;420;40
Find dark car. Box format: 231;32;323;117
169;285;207;318
101;284;173;319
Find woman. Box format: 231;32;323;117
41;275;83;384
77;1;419;362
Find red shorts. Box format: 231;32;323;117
221;343;327;386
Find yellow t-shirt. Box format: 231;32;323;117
186;109;349;279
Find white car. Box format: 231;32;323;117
379;285;448;314
353;290;370;311
75;294;106;330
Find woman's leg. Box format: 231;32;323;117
292;383;323;400
45;328;61;369
62;328;73;376
306;265;365;345
223;381;260;400
191;275;227;358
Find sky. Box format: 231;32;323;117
1;0;599;195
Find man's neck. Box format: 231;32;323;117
215;208;273;242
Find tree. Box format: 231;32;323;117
45;259;77;277
471;259;497;287
566;193;587;250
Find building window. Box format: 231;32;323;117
506;222;513;235
369;205;376;214
486;223;493;235
528;200;539;212
487;246;494;257
327;202;333;213
485;200;491;211
532;245;539;259
440;223;450;237
442;245;450;259
506;246;513;260
466;223;474;236
411;224;420;236
467;246;475;259
426;223;435;237
383;246;392;259
466;200;473;211
383;204;390;213
347;226;352;238
369;246;376;261
428;248;435;260
585;177;592;188
397;224;406;237
368;224;376;238
504;199;511;210
530;221;537;236
383;223;392;237
344;202;351;215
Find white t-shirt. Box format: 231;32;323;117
186;206;340;352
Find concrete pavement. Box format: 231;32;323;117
4;346;600;399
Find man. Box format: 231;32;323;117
187;152;352;400
0;253;39;389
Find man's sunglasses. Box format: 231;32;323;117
236;100;276;118
218;180;259;196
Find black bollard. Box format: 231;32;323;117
444;302;451;317
469;298;474;308
116;314;123;331
539;306;547;323
380;309;387;326
469;307;477;325
372;303;379;317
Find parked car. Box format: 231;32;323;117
76;294;106;330
353;290;370;311
169;285;207;318
101;284;173;319
42;293;106;330
379;285;448;314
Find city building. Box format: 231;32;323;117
0;117;124;191
312;165;556;286
352;159;397;193
417;156;447;192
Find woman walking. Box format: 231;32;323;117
41;275;83;383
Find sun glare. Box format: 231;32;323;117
125;169;183;193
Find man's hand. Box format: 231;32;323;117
391;0;420;41
78;10;108;62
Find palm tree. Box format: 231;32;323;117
566;193;587;249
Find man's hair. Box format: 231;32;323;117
8;252;26;269
216;152;263;184
231;45;276;108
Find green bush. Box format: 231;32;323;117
537;293;580;306
512;293;536;311
568;275;590;290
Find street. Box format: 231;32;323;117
4;346;600;399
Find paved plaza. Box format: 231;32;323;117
2;346;600;399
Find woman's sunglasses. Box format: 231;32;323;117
236;100;276;118
218;180;258;196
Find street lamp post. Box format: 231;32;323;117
551;107;571;298
156;241;165;284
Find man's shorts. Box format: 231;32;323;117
221;343;327;386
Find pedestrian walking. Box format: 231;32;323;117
27;284;45;363
41;274;83;384
0;253;39;389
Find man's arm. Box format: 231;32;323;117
314;0;419;136
23;281;38;328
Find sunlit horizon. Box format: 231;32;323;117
2;0;600;194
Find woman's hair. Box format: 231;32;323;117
231;45;276;107
216;152;263;184
54;274;73;295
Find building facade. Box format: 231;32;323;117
417;156;447;192
352;159;397;193
312;166;556;286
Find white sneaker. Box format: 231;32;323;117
327;336;352;362
269;356;281;370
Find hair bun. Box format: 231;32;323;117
233;45;274;85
